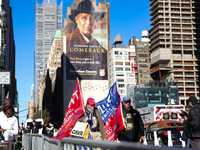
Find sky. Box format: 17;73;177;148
9;0;151;124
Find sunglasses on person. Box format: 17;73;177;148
124;101;131;104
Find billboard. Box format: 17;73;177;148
65;0;108;80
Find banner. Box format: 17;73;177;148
96;82;125;141
53;78;85;140
65;0;108;80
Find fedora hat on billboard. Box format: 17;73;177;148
69;0;104;23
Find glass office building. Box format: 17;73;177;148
135;87;179;108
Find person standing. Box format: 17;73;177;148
184;96;200;149
32;120;38;134
47;122;54;138
79;97;107;141
118;96;145;142
0;105;18;141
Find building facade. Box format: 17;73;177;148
109;34;137;99
129;30;151;87
149;0;200;105
47;29;62;79
0;0;17;106
35;0;63;107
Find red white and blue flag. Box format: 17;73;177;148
96;82;125;141
53;78;85;140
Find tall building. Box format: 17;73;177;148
149;0;200;105
129;30;151;87
35;0;63;107
27;84;34;119
0;0;17;106
47;29;62;78
109;34;137;99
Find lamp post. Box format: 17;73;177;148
0;4;7;107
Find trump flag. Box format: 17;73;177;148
96;82;125;141
53;78;85;140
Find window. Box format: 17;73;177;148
117;79;124;82
137;44;147;47
125;67;130;71
138;54;148;57
118;84;125;88
115;62;123;65
126;73;134;77
116;74;124;76
115;67;123;71
149;123;158;130
167;122;182;126
125;62;130;66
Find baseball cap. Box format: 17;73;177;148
123;96;131;102
87;97;96;105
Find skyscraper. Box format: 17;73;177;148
149;0;200;105
35;0;63;107
0;0;17;106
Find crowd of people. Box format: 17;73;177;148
1;95;200;150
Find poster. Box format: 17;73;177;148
65;0;108;80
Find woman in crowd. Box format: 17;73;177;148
0;105;18;141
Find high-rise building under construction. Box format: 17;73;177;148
35;0;63;107
149;0;200;105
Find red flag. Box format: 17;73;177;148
53;78;85;140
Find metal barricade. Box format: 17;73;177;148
22;133;61;150
0;145;7;150
60;138;183;150
0;140;12;150
22;133;192;150
31;134;44;150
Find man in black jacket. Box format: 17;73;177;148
118;96;145;142
32;120;38;134
184;96;200;149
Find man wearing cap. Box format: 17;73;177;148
118;96;145;143
184;96;200;149
66;0;107;80
78;97;107;141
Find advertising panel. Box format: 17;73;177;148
65;0;108;80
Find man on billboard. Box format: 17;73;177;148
66;0;107;80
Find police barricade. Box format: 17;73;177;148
0;145;7;150
22;133;61;150
44;136;61;150
22;133;192;150
0;140;12;150
60;137;184;150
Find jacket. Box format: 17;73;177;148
32;125;38;134
184;104;200;138
78;107;107;140
118;105;144;142
65;27;107;80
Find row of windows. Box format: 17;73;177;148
115;67;131;71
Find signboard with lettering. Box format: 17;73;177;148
0;71;10;84
65;0;108;80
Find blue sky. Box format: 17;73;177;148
10;0;151;124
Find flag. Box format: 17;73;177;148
96;82;125;141
53;78;85;140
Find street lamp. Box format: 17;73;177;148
0;4;7;106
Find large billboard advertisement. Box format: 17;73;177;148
65;0;108;80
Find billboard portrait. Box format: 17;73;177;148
65;0;108;80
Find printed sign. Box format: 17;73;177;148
65;0;108;80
